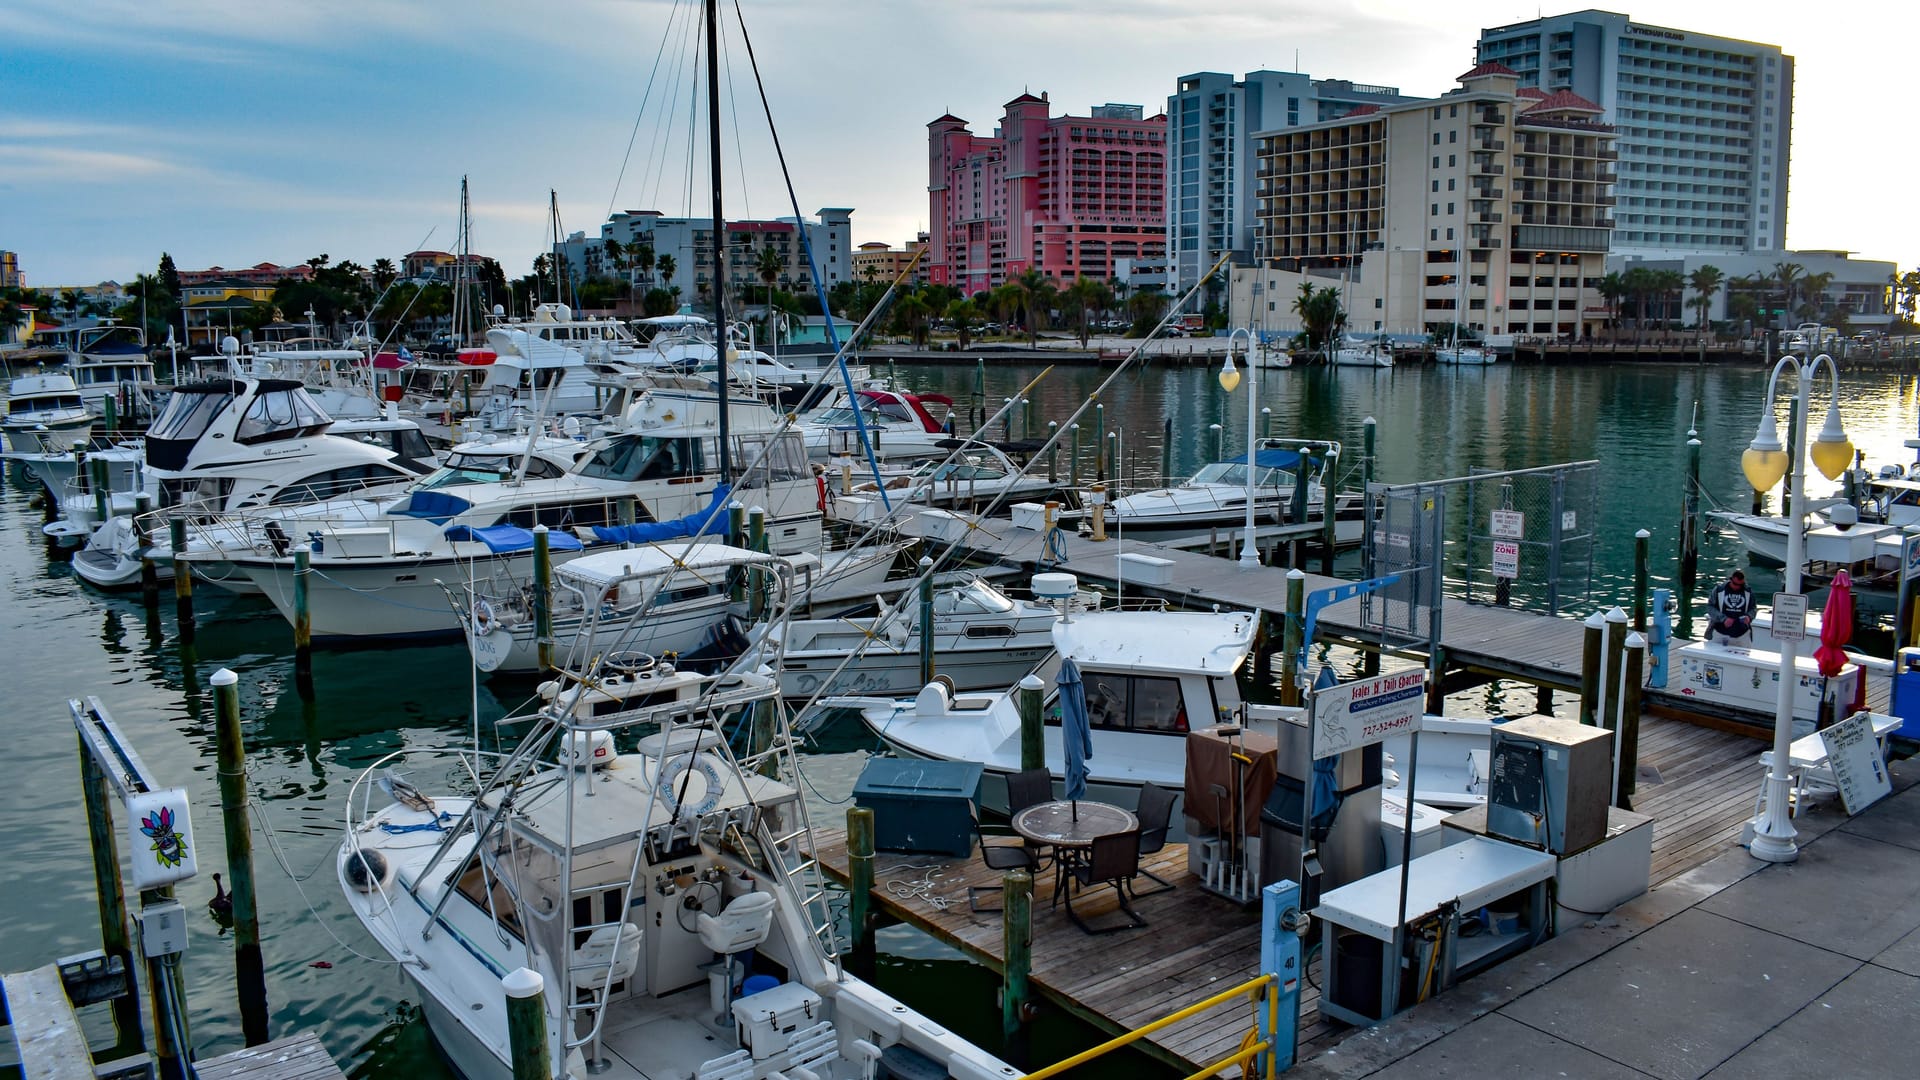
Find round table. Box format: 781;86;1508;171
1011;800;1137;847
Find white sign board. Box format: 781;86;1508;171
1492;541;1521;580
125;788;198;889
1561;510;1577;532
1312;669;1428;759
1820;713;1893;815
1490;509;1525;539
1770;592;1809;643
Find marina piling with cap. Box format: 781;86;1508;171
846;807;875;958
170;516;194;644
532;525;553;672
213;668;270;1045
136;492;159;613
292;544;314;699
504;968;551;1080
1001;868;1033;1041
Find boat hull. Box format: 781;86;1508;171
781;644;1050;699
2;414;94;455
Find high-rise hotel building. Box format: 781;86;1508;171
1476;10;1791;258
1253;63;1618;338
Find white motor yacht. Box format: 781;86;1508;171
1055;440;1361;544
798;387;954;461
476;304;640;429
39;323;156;415
2;373;94;453
842;607;1259;817
338;631;1016;1080
844;439;1055;510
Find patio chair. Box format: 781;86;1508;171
1131;782;1179;896
1005;766;1058;876
967;819;1037;913
1067;830;1147;934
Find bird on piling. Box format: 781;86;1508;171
208;872;233;924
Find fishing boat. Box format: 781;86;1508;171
798;387;953;461
750;575;1068;700
475;303;642;429
456;536;907;676
1054;440;1361;544
845;439;1055;510
338;608;1014;1079
1;373;94;453
38;323;156;415
843;605;1258;817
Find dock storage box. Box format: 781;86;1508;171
853;759;983;856
1673;642;1859;728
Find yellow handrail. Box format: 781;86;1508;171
1021;972;1278;1080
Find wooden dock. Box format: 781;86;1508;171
808;714;1772;1073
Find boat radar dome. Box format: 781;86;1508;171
1032;572;1078;601
1828;503;1859;530
221;335;241;356
492;304;506;318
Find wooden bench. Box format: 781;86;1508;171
2;964;97;1080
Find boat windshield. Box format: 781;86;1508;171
811;404;886;428
1188;463;1290;488
418;452;565;488
575;434;703;482
234;387;332;444
934;579;1016;615
148;387;235;442
913;454;1007;482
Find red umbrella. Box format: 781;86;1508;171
1814;569;1854;678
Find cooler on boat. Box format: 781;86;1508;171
853;759;982;857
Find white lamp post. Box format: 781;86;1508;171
1222;327;1260;568
1740;350;1852;863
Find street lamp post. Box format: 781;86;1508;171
1740;350;1853;863
1222;327;1260;568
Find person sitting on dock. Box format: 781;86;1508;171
1707;570;1754;647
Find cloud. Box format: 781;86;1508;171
0;144;191;182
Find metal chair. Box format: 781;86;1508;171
1131;782;1179;896
1067;830;1147;934
967;820;1037;913
1006;768;1053;815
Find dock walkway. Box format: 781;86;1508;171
808;714;1771;1073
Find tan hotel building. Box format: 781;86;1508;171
1251;62;1617;339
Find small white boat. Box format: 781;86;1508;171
842;607;1259;817
38;323;156;415
798;387;954;461
846;439;1055;509
1433;344;1495;366
1331;336;1394;368
1055;440;1361;544
752;576;1066;700
2;374;94;453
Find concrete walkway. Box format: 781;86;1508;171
1292;757;1920;1079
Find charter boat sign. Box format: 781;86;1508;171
1312;669;1427;758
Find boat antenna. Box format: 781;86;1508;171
704;0;732;480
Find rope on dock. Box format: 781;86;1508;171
882;863;959;911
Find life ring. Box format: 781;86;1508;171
656;752;726;818
471;598;498;637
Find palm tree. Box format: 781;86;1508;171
987;283;1022;337
1770;262;1805;329
0;300;27;343
1292;282;1346;360
1061;277;1113;348
634;243;656;291
1010;270;1056;349
1687;265;1724;345
891;292;933;349
58;288;80;323
945;298;980;350
1598;272;1625;337
371;258;398;291
756;245;783;324
657;255;677;292
1652;270;1685;333
1797;271;1835;325
1618;267;1655;335
1902;271;1920;328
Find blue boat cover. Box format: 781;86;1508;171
584;484;733;545
389;490;473;523
442;524;585;553
1234;448;1305;469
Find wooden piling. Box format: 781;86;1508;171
847;808;875;956
917;556;936;685
728;502;746;604
170;517;194;645
1069;423;1081;486
532;526;553;672
1321;450;1338;576
748;507;768;620
1161;416;1173;485
1578;611;1605;725
1047;422;1059;482
292;545;314;699
1281;570;1305;706
1001;869;1033;1040
103;392;117;434
1618;634;1646;809
135;492;159;612
212;669;270;1045
1094;404;1107;480
78;734;146;1058
90;455;111;527
1018;674;1045;772
1633;528;1650;632
503;968;552;1080
1679;434;1701;639
1424;646;1447;713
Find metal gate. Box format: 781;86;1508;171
1362;460;1599;653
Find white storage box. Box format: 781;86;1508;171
329;527;393;559
1009;503;1050;532
1380;793;1450;865
1555;807;1653;922
834;495;884;524
733;982;824;1060
1117;552;1174;586
916;509;970;542
1673;642;1858;727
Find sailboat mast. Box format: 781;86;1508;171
704;0;732;479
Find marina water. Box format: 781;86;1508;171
1;360;1915;1075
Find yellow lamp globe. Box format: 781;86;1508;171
1809;402;1853;481
1741;410;1788;492
1219;354;1241;393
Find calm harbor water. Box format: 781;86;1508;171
1;360;1915;1076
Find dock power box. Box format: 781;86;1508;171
1484;714;1611;855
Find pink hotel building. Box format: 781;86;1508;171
927;93;1166;294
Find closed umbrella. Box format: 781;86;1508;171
1057;657;1092;814
1815;570;1856;726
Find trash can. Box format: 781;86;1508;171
852;759;983;856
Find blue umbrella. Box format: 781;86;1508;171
1057;657;1093;808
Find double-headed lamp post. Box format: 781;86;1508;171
1221;327;1260;569
1740;350;1853;863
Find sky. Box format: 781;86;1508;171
3;0;1913;287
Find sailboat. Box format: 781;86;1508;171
1433;251;1493;365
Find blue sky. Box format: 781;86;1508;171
4;0;1913;286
